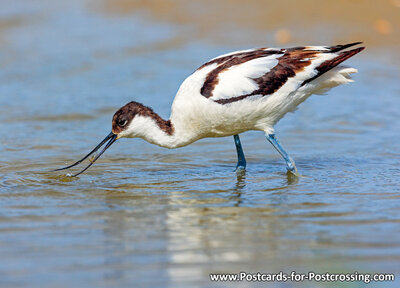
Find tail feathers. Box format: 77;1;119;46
327;42;363;52
301;46;364;87
317;47;364;75
311;66;358;95
338;67;358;82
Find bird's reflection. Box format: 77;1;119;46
235;169;247;189
228;169;247;206
286;170;300;185
229;168;300;206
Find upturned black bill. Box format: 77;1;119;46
54;132;117;177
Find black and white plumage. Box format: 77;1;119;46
56;42;364;177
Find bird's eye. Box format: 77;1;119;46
118;119;127;127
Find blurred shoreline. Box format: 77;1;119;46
96;0;399;49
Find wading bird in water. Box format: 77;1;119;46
55;42;364;177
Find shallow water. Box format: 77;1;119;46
1;1;400;287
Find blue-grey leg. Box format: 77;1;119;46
266;134;298;174
233;134;246;171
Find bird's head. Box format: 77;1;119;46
55;101;154;176
111;101;155;139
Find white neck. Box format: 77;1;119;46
123;115;195;149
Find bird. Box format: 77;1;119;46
55;42;364;177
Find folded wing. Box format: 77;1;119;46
197;42;364;105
